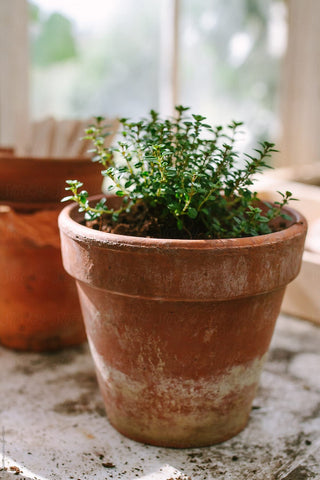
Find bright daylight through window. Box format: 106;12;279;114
29;0;287;147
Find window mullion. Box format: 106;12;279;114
0;0;29;154
159;0;180;116
279;0;320;166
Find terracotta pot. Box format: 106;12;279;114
0;151;104;351
59;197;307;447
0;154;102;209
0;147;14;157
0;205;86;351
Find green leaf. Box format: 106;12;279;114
281;213;293;222
177;218;184;230
187;208;198;219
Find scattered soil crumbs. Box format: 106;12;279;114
268;347;297;363
167;477;192;480
14;347;86;376
102;462;116;468
53;392;105;417
9;466;22;475
281;465;318;479
49;371;97;389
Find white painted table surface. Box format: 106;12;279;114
1;314;319;480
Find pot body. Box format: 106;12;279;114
59;199;307;447
0;153;103;350
0;206;86;351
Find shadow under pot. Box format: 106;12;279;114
58;196;307;448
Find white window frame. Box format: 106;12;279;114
0;0;29;154
279;0;320;166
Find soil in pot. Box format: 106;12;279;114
86;199;288;239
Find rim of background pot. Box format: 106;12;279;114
0;199;66;212
0;154;103;207
0;147;14;156
59;195;308;302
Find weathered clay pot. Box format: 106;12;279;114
0;154;102;210
59;197;307;447
0;152;103;351
0;205;86;351
0;147;14;157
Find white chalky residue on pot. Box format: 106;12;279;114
203;326;217;343
88;335;267;407
177;255;250;299
88;336;268;445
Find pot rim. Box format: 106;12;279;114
0;200;62;212
0;154;91;164
59;195;308;251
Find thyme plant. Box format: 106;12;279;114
63;106;293;239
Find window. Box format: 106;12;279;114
29;0;286;146
29;0;161;119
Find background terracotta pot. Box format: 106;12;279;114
0;117;119;350
0;147;14;157
0;145;106;350
0;205;86;351
59;198;307;447
0;154;102;210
